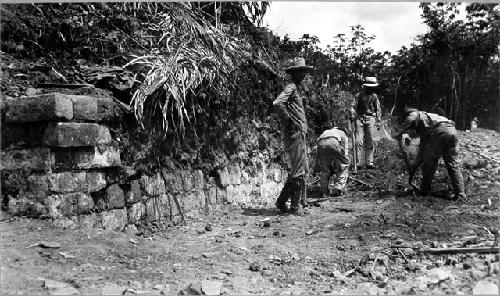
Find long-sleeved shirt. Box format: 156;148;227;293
351;92;381;121
317;128;349;157
273;83;307;133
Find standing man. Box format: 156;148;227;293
316;123;350;198
392;107;466;201
350;77;381;169
273;57;313;214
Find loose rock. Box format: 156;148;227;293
249;262;261;272
472;280;498;295
201;280;222;296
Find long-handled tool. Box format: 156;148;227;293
350;115;358;174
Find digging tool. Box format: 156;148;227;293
350;115;358;173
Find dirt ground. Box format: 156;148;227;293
1;175;499;296
1;127;500;296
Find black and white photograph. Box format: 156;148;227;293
1;1;499;295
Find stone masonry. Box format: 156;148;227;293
1;93;287;231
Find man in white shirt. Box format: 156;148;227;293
316;124;350;197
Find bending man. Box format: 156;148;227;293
317;123;350;198
393;107;466;201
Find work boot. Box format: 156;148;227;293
276;180;292;213
276;202;290;213
289;177;302;214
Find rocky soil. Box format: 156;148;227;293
1;128;499;296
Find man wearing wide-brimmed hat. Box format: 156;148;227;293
273;57;313;215
350;76;382;170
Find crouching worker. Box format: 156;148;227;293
393;106;466;201
317;124;350;197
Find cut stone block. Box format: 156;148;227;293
53;146;121;169
70;95;123;122
48;172;86;193
4;93;73;123
0;148;54;172
47;171;106;193
99;209;127;231
43;122;112;147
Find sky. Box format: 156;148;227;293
262;2;430;54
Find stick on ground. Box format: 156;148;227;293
348;176;373;188
422;246;499;255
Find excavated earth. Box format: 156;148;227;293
1;129;499;296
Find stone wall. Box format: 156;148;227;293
1;93;286;231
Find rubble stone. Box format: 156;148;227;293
162;170;181;193
7;197;47;217
228;165;241;185
27;174;48;200
215;167;231;188
78;213;98;229
180;170;194;192
99;209;127;231
140;174;165;196
1;148;54;172
216;187;227;203
125;180;142;204
124;224;139;235
128;202;146;224
193;170;205;189
43;122;112;147
87;172;107;192
105;184;125;209
4;93;73;123
2;122;48;147
145;194;170;221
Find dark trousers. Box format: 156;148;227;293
276;176;306;211
420;124;465;198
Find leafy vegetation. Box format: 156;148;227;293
1;2;498;165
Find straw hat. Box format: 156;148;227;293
362;77;379;87
284;57;314;72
